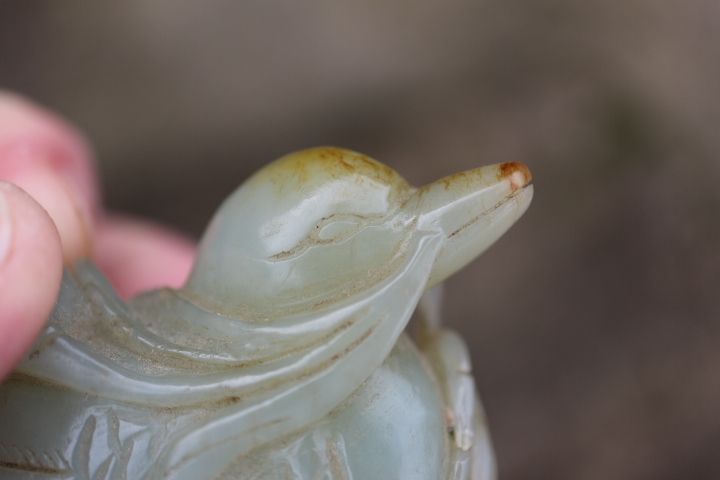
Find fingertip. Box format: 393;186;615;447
8;163;93;264
0;91;98;202
0;91;98;266
0;182;63;380
95;216;196;299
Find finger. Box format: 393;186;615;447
0;91;98;265
94;215;196;299
0;182;63;380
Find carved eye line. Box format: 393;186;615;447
314;214;366;241
266;214;369;262
266;211;407;262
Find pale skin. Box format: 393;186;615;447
0;92;196;380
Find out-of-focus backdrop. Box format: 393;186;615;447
1;2;719;479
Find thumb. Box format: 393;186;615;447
0;182;63;380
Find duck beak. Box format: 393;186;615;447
408;162;533;289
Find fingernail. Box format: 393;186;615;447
0;182;13;266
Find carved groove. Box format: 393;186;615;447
0;441;73;475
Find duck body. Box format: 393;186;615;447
0;148;531;479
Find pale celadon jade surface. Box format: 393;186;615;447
0;147;532;480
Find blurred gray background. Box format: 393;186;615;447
1;1;719;479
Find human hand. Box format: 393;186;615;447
0;92;195;380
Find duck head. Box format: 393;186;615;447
181;147;532;318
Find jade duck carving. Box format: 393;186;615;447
0;147;532;480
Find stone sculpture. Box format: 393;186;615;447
0;147;532;479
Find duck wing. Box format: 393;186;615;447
9;232;444;480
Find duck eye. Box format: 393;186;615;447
318;220;361;240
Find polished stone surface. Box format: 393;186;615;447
0;147;532;479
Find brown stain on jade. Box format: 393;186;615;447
498;162;532;192
264;147;408;191
437;170;477;191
